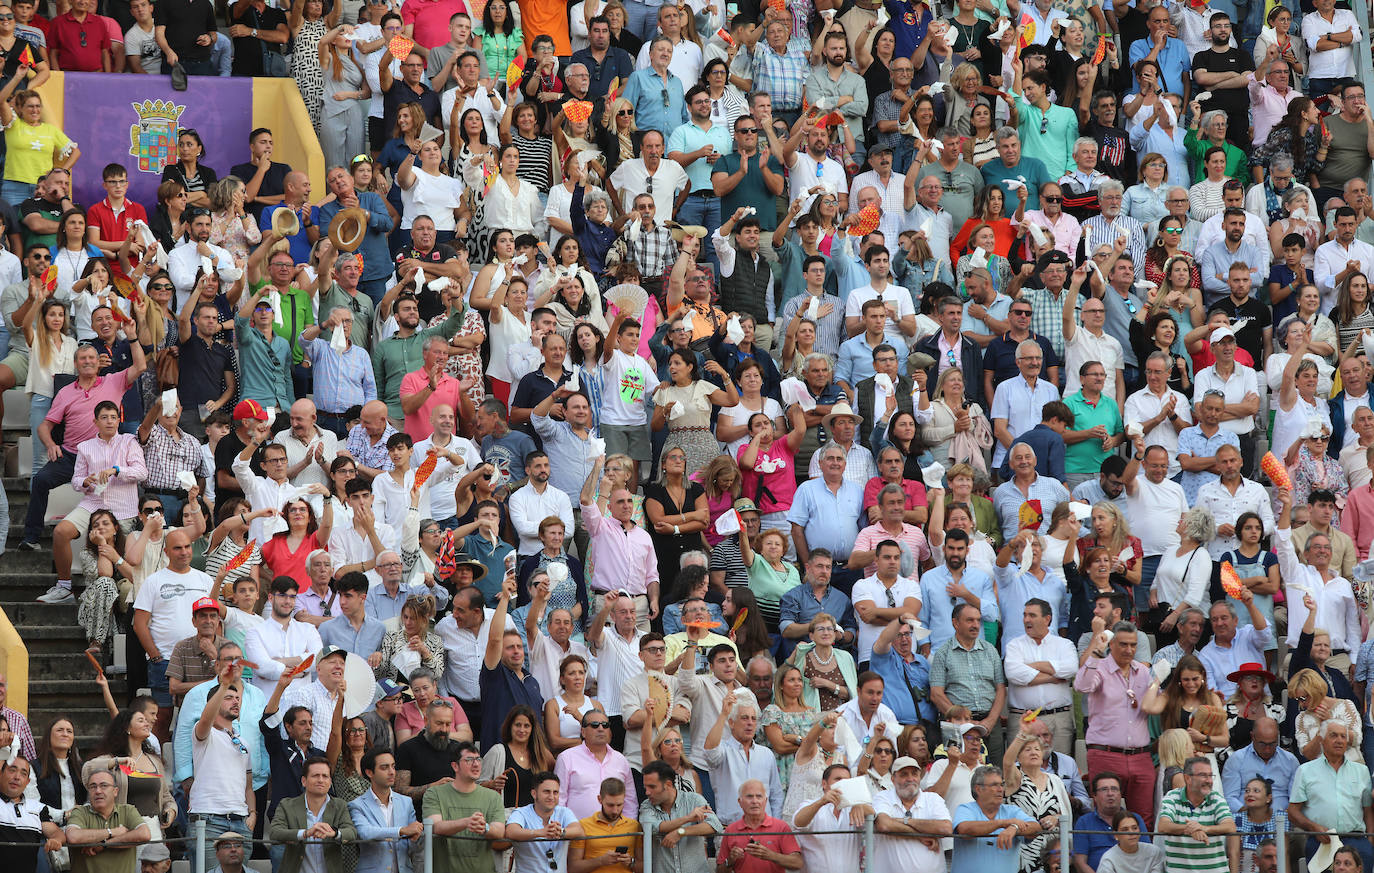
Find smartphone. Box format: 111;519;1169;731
615;847;629;854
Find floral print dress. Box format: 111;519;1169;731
429;307;486;407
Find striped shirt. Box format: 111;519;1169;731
512;134;554;194
1157;787;1232;873
750;39;811;111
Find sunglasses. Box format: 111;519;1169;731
1043;195;1063;203
736;127;758;134
350;154;371;165
617;108;634;117
584;721;611;729
1162;227;1183;234
1040;115;1050;135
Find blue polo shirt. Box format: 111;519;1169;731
667;120;735;191
981;157;1051;216
622;67;687;138
1075;809;1149;869
953;802;1037;873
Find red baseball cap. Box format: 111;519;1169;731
191;596;221;615
233;399;268;421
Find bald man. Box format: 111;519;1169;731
345;400;398;481
132;529;215;740
273;398;341;488
256;171;317;264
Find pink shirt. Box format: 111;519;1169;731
581;502;659;595
862;476;928;514
1248;75;1301;142
47;370;135;453
72;432;147;519
737;442;798;513
853;521;931;576
553;742;638;819
1343;483;1374;560
399;368;465;441
396;695;467;735
400;0;466;47
1073;656;1153;747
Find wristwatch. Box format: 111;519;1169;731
677;827;687;837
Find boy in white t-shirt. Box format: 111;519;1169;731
599;310;656;483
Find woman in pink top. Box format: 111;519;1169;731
259;490;333;589
738;404;807;547
700;455;743;547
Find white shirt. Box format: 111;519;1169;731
243;618;323;697
131;566;213;657
273;427;339;489
508;483;575;555
1315;238;1374;310
167;239;235;301
1003;632;1077;711
838;698;899;760
1194;477;1275;558
871;789;950;873
371;461;454;533
850;575;920;663
1064;328;1125;402
1303;8;1363;78
906;203;952;269
1278;527;1362;661
189;724;251;815
595;626;646;719
232;458;324;545
529;629;591;702
848;170;906;244
787;151;848;204
328;521;400;586
1125;472;1189;556
439;87;503;145
1345;391;1373;449
635;36;704;84
844;283;915;339
794;796;866;873
1123;386;1193;479
1192;364;1260;435
412;434;482;520
435;608;516;700
600;350;656;427
609;158;689;217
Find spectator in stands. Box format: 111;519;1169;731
188;665;256;858
1220;716;1297;813
951;764;1041;873
349;748;422;873
244;576;324;697
259;669;327;836
1288;721;1372;869
268;757;357;873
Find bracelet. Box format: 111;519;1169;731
673;524;680;535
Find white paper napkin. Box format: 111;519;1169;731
329;324;348;354
161;388;177;417
921;461;945;489
725;315;745;345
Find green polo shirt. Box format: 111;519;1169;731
712;151;785;232
1063;390;1122;478
372;307;470;420
68;802;144;873
317;283;375;351
253;280;315;365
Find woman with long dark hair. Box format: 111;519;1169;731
30;717;85;826
479;0;522;78
76;509;136;654
84;707;175;839
652;349;739;475
480;704;556;809
161;128;215;208
1250;97;1327;185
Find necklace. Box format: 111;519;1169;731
810;646;836;667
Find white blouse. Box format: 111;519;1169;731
484;175;543;237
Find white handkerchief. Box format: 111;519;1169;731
1151;659;1172;684
268;290;284;327
682;309;695;332
875;5;889;26
546;562;570;585
780;377;817;411
566;365;581;392
1161;99;1177;126
725;315;745;345
1004;179;1025;190
714;510;742;536
1118;547;1135;565
668;400;687;421
1027;223;1048;246
152;243;168;270
178;470;197;492
990;19;1010;40
921;461;945;489
1259;25;1278;44
329;324;348;354
814;96;832;112
1195;90;1213;103
928;138;944;156
819;7;835;19
1125;422;1143;439
742;207;757;217
1020;538;1034;570
136;220;157;248
928;81;946;96
413;266;424;295
587;436;606;457
428;276;451;292
200;255;213;277
220;265;242;283
1133;280;1157;294
1290;207;1308;222
806;295;821;320
1362;329;1374;362
510;254;529;266
873;372;893;392
831;776;873;808
1069;501;1092;521
970;247;988;269
161;388;177;417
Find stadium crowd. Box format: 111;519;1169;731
6;0;1374;872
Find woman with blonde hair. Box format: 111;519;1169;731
316;24;369;171
1124;152;1172;225
788;612;858;713
761;663;820;791
922;367;991;470
1004;719;1072;873
700;455;743;547
1155;727;1197;812
0;81;76;207
945;63;988;135
207;176;261;262
22;295;75;479
1077;502;1143;588
376;595;444;683
1290;666;1363;761
640;724;700;794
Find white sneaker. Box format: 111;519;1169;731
36;585;73;604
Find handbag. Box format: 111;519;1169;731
154;347;179;388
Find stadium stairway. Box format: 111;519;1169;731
0;473;128;752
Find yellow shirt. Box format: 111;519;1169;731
3;120;72;184
573;812;642;873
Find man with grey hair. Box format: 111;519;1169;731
991;338;1061;468
952;764;1040;871
1195;443;1273;561
1337;176;1374;246
1290;719;1373;870
981;126;1052;215
1147;186;1203;251
1123;351;1193;479
298;306;378;418
1198;591;1271;697
1244;153;1312;225
744;654;775;708
1151;607;1207;670
789;441;864;569
1081;180;1146;277
1058;137;1109;207
1075;619;1159;823
702;693;781;824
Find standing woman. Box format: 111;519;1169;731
950;186;1021;260
1147;508;1214;641
0;76;74;207
716;360;784;457
0;11;49;93
430;282;486;409
652;350;740;475
260;492;335;586
1142;218;1202;288
738;407;807;542
1185;108;1245;183
603;2;642;56
378;103;427;223
161;129;215;208
397;140;466;246
644;445;709;583
567;322;606;433
471;258;529;405
944;63;988;137
23;296;76;480
700;59;746;130
486;144;544;240
207;177;262;262
1228;777;1286;873
49;210;99;301
1250;98;1326;185
289;0;337;134
480;0;522;80
318;24;370;175
480;704;556;810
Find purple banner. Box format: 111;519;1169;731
62;73;254;212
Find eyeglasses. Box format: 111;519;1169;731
376;560;403;569
1203;388;1226;398
885;589;896;608
873;747;895;755
660;737;683;745
1011;308;1032;316
643;645;667;654
78;29;86;46
0;14;15;20
460;756;483;764
346;727;368;734
30;253;50;262
141;506;162;515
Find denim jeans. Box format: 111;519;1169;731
29;393;52;479
0;180;34;208
147;656;172;707
622;0;661;39
1137;554;1161;613
23;446;74;544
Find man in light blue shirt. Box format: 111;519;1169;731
993;443;1071;542
961;268;1013;346
667;85;735;274
318;572;387;661
787;444;864;564
174;642;269;792
1199;209;1266;307
993;531;1071;645
837;300;907;394
920;530;998;650
364;552;451;622
952;765;1040;873
621;37;688;137
1219;718;1298;813
990;341;1061;468
349;748;421;873
1127;7;1193;95
504;774;584;873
